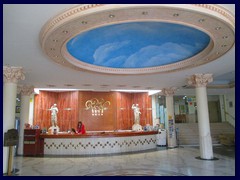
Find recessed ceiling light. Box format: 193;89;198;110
198;19;205;22
46;84;56;87
82;84;92;86
132;86;141;88
109;14;115;18
64;84;74;87
117;85;126;87
100;84;109;87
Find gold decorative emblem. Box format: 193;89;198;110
85;98;110;116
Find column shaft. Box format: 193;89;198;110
18;95;31;155
166;96;177;148
3;83;17;173
151;95;157;126
3;66;25;174
196;86;213;159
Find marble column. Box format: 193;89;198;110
161;87;177;148
151;95;157;126
3;66;25;174
188;74;214;159
17;85;34;155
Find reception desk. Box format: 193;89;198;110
40;131;158;155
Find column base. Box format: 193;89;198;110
167;146;178;149
195;156;219;161
3;168;19;176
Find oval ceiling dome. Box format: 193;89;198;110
40;4;235;74
66;22;210;69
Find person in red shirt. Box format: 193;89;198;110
76;121;86;134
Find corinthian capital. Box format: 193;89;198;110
3;66;25;83
161;87;178;96
18;85;34;96
187;74;213;87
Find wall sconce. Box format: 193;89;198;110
64;108;72;111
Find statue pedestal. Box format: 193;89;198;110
132;124;143;131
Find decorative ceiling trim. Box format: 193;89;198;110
40;4;235;75
183;82;235;89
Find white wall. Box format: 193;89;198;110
15;94;21;118
28;94;35;126
224;89;235;127
151;95;158;126
219;95;226;122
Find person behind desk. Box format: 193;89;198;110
48;122;60;134
76;121;86;134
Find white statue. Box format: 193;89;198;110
132;104;142;131
50;104;58;126
132;104;141;124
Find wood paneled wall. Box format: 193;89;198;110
33;91;152;131
78;91;117;131
132;93;152;126
34;91;58;129
34;91;79;131
57;91;79;131
116;92;133;130
116;92;152;130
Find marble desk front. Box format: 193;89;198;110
40;131;158;155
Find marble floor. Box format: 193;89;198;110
10;145;235;176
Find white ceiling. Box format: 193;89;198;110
3;4;235;95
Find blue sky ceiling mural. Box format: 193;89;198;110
66;22;210;69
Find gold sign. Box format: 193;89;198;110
85;98;110;116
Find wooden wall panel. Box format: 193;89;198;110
78;91;116;131
57;91;79;131
116;92;152;130
34;91;58;129
132;93;153;126
116;92;134;130
133;93;145;125
34;91;79;131
33;91;152;132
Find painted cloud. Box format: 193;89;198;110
67;22;210;68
